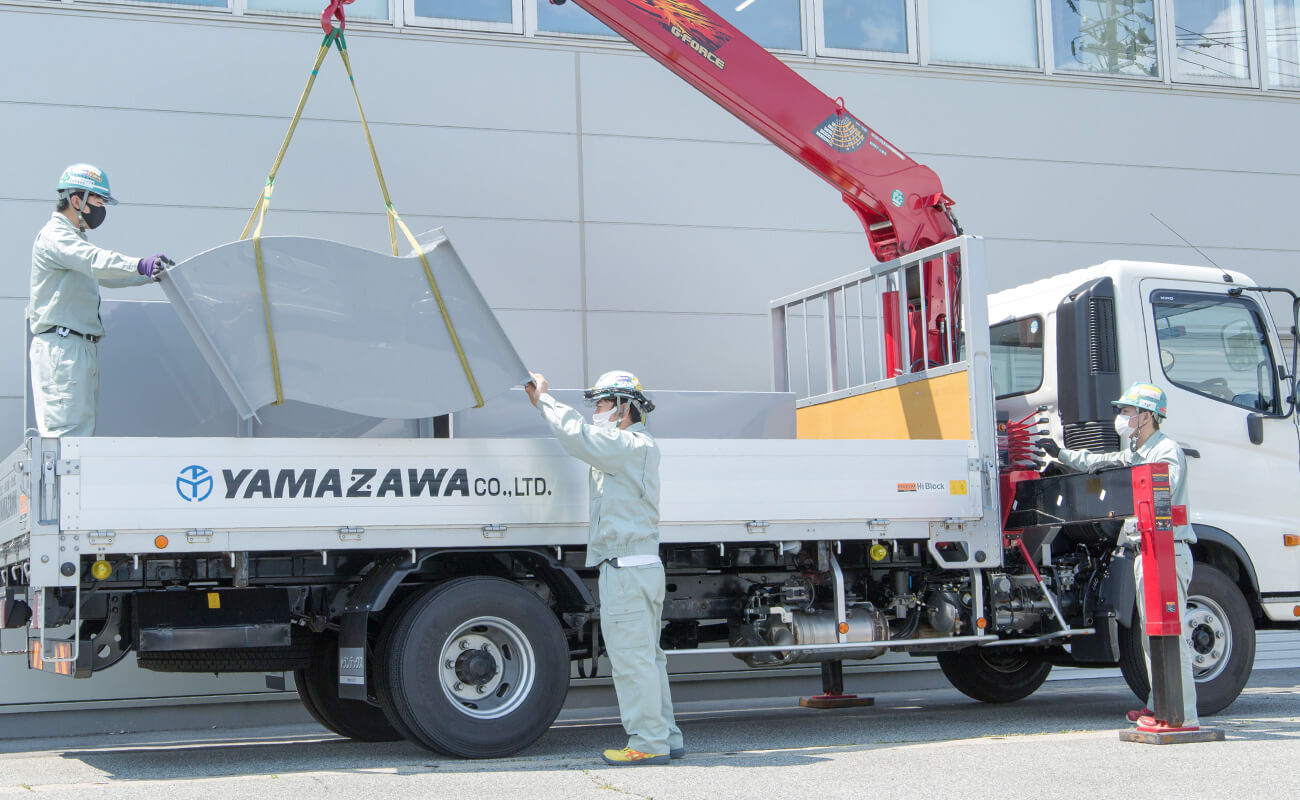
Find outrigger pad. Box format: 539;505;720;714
160;230;528;420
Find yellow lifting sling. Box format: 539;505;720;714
239;28;483;409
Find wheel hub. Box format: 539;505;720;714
1184;595;1231;682
455;647;499;685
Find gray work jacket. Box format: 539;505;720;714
28;213;147;337
537;393;661;567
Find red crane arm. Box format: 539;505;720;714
564;0;959;261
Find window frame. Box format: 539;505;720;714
1150;288;1283;415
718;0;809;56
920;0;1045;72
1042;0;1166;81
813;0;919;63
402;0;523;35
241;0;394;23
526;0;619;41
1257;0;1300;91
1162;0;1258;88
990;314;1046;399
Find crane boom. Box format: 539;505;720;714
563;0;959;261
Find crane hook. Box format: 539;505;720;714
321;0;355;34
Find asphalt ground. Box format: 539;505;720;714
2;669;1297;800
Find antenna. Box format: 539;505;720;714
1150;213;1233;284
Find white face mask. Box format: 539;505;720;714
1114;414;1136;440
592;403;622;430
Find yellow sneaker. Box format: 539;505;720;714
601;747;671;766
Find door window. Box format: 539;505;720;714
991;316;1044;398
1150;290;1279;412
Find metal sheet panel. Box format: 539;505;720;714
453;389;796;439
160;230;527;420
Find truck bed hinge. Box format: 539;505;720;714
867;519;890;533
482;524;507;539
88;531;115;546
55;460;80;476
746;520;770;534
186;529;214;544
338;527;364;542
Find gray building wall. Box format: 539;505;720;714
2;2;1298;716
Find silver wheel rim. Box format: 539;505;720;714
437;616;536;720
1185;593;1231;683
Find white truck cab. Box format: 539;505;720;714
991;261;1300;708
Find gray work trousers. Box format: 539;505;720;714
30;332;98;437
598;562;683;755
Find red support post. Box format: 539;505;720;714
1120;464;1223;744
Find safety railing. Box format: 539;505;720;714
770;236;985;408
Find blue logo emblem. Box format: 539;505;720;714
177;465;214;502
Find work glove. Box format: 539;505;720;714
1036;438;1060;458
138;254;174;281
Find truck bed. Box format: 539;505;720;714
0;434;997;588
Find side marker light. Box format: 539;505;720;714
976;617;988;629
1283;534;1299;547
90;560;112;580
154;535;169;549
837;622;850;635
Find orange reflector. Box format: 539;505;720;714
1294;606;1300;618
837;622;849;635
976;617;988;629
154;535;169;549
1284;534;1300;547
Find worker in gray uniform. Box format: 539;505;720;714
1039;382;1198;728
28;164;172;437
525;370;683;766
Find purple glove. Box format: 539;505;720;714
137;253;174;279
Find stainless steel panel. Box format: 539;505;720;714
161;230;528;421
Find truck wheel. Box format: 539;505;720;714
936;648;1053;702
1118;563;1255;716
295;631;403;742
379;576;569;758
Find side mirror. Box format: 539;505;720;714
1247;412;1264;445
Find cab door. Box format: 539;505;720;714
1141;281;1300;619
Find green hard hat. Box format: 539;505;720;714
56;163;118;205
1112;382;1168;418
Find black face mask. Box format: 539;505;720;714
78;201;107;230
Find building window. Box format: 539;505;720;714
534;0;615;36
406;0;520;32
929;0;1039;68
1262;0;1300;88
249;0;389;19
1050;0;1159;77
817;0;915;60
719;0;804;52
1169;0;1251;84
991;317;1045;398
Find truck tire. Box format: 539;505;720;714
1118;563;1255;716
378;576;569;758
136;640;315;673
936;648;1053;703
295;631;403;742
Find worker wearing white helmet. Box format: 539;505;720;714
28;164;173;436
1039;382;1198;728
525;370;682;766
